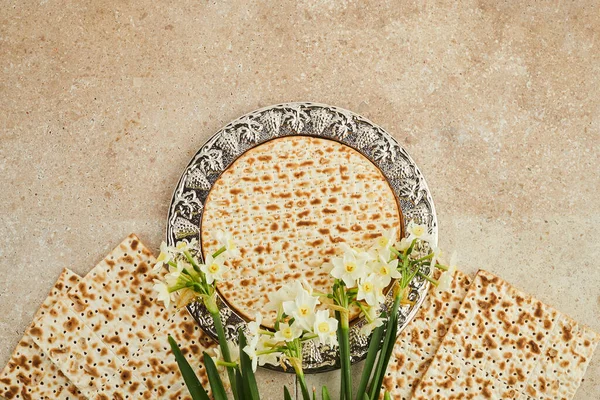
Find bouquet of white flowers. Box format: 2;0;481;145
153;221;454;400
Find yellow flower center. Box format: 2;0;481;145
413;226;425;236
363;282;373;293
345;262;356;273
298;306;309;316
282;328;293;339
318;322;330;333
380;266;389;275
378;237;388;247
209;263;219;273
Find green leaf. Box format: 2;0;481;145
202;352;228;400
356;321;385;400
335;311;346;400
284;385;293;400
384;390;392;400
168;335;209;400
321;386;331;400
210;310;239;400
368;296;401;400
235;369;245;400
371;315;398;399
238;329;260;400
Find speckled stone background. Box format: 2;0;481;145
1;1;599;398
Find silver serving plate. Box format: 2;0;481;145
166;102;437;373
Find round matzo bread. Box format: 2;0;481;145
202;136;402;328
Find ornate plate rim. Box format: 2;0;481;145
166;102;437;373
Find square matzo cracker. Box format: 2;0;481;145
413;270;600;400
0;269;84;400
382;270;472;399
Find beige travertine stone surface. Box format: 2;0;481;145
0;1;598;399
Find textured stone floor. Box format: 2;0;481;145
1;1;599;398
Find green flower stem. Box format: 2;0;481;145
209;309;239;400
212;246;227;258
288;340;310;400
405;238;417;255
416;271;439;285
296;370;311;400
190;282;207;295
413;253;434;263
258;329;274;336
168;282;190;293
355;321;385;400
256;349;281;356
300;333;318;342
435;263;449;271
183;250;203;274
339;312;352;400
216;360;238;368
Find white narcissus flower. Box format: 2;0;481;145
243;334;260;372
265;280;304;312
437;251;457;292
313;310;338;347
165;260;188;287
152;279;172;308
257;335;280;367
360;306;385;336
298;278;314;295
360;316;385;336
175;238;198;253
274;322;303;342
356;274;386;306
214;230;240;257
406;221;434;244
395;237;412;252
448;251;458;274
437;272;453;291
200;254;229;284
153;242;173;272
430;247;442;270
212;340;241;371
330;245;371;288
248;312;263;337
283;289;320;331
372;255;401;286
373;228;397;252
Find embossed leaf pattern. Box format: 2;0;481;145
236;118;263;142
330;110;356;139
177;191;203;219
283;106;310;132
200;148;224;173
